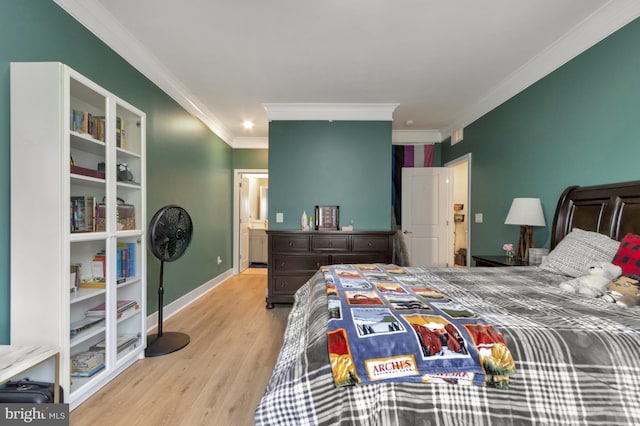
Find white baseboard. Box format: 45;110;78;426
145;268;234;332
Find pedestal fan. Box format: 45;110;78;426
145;205;193;357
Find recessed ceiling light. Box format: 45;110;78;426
242;121;254;129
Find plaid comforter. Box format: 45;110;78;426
255;266;640;425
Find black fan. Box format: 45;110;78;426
145;205;193;357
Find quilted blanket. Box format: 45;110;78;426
324;264;515;388
255;265;640;425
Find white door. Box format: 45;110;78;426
401;168;453;267
239;175;250;271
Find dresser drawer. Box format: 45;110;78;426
311;235;349;251
332;253;391;265
271;275;312;295
272;235;309;252
273;254;329;272
352;236;391;252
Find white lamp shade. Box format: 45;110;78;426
504;198;546;226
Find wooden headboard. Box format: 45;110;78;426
551;180;640;249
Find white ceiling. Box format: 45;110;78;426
55;0;640;147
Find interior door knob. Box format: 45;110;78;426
403;230;412;234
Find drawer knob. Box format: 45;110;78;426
368;242;373;247
288;241;293;246
281;262;286;267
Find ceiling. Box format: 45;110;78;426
55;0;640;147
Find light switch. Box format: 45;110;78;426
475;213;483;223
276;213;284;223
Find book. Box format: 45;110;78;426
71;364;104;377
70;109;106;142
78;280;105;289
91;335;139;353
71;351;105;377
71;350;104;369
116;242;136;278
70;263;81;291
86;300;137;317
116;116;124;148
70;316;103;338
70;195;96;232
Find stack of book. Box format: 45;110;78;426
70;195;96;233
69;316;104;339
116;116;125;148
86;300;139;319
91;335;140;354
117;242;136;279
71;351;105;377
70;109;106;142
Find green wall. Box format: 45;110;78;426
232;148;268;170
269;121;392;231
0;0;234;343
443;17;640;256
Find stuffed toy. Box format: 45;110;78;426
617;294;640;307
601;274;640;307
559;262;622;297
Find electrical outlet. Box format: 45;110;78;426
276;213;284;223
475;213;483;223
217;256;222;264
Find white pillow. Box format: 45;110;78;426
539;228;620;277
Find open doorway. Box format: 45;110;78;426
233;169;268;274
445;154;471;267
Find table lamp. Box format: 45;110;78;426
504;198;546;261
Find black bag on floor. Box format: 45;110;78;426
0;379;62;403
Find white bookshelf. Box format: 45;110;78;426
10;62;147;409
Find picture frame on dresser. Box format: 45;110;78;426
315;205;339;230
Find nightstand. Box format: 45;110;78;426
472;255;529;267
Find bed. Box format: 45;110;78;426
255;180;640;425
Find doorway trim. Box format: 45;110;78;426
233;168;268;274
445;153;472;267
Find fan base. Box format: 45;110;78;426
145;331;190;357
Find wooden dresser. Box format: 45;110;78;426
266;230;394;308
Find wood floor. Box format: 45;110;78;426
71;268;291;426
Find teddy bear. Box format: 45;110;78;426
559;262;622;297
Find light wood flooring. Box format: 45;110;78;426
71;268;290;426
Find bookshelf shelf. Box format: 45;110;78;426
70;288;106;305
70;174;105;185
69;232;107;243
70;369;107;394
70;324;106;348
117;277;141;289
70;132;105;153
116;147;141;159
10;62;147;410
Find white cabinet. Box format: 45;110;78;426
10;62;146;409
249;229;268;263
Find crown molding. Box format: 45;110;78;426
263;103;399;122
440;0;640;140
392;130;441;145
231;137;269;149
53;0;235;145
54;1;640;146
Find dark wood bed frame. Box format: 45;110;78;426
551;180;640;249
